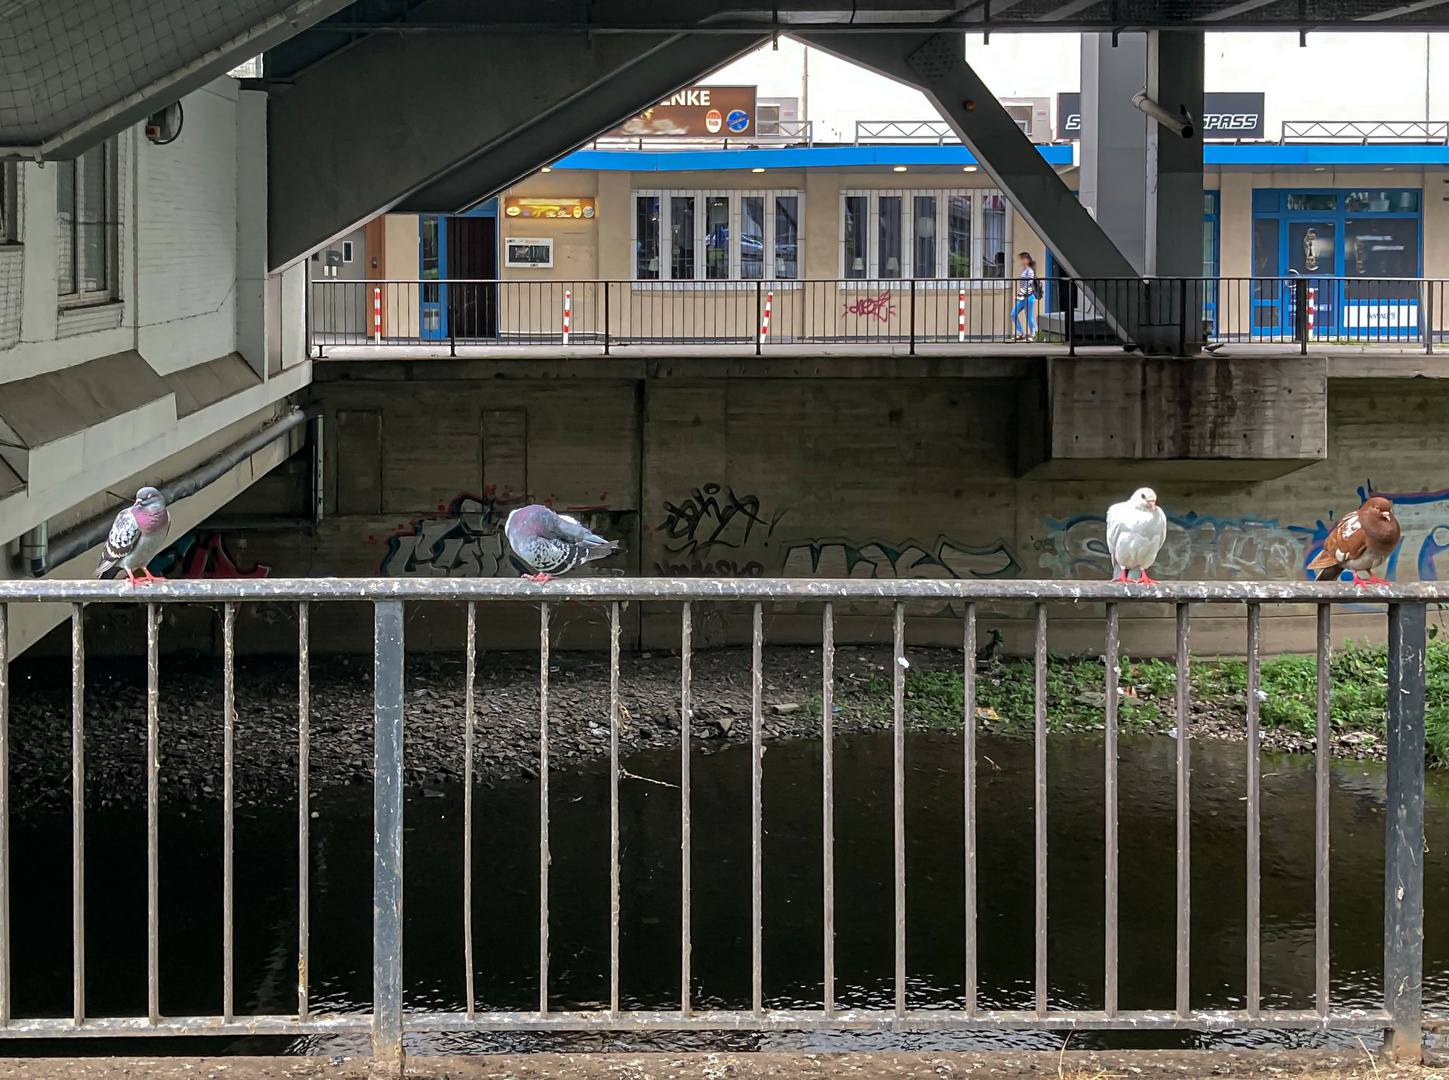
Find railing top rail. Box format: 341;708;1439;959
3;577;1448;604
312;275;1448;285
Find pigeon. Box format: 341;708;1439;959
504;503;622;583
95;486;171;586
1105;487;1168;584
1307;496;1400;587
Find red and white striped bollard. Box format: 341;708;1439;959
759;290;773;345
562;290;572;345
957;289;967;342
373;286;382;345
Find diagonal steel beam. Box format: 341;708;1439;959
267;31;763;268
795;29;1151;344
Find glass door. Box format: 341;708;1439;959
1286;219;1337;339
419;215;447;340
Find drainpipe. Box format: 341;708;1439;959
30;406;309;577
19;523;47;578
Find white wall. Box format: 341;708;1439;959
0;75;310;563
711;32;1449;141
136;80;241;376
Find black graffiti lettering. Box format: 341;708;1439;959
661;483;780;556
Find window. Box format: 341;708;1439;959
0;162;17;244
342;240;354;263
632;189;802;281
1344;189;1420;214
57;139;116;302
981;194;1007;278
1287;192;1338;211
843;189;1007;280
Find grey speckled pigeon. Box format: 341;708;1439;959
96;486;171;586
505;504;621;583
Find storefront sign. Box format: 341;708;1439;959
503;197;596;220
1056;91;1264;141
609;86;756;138
1342;300;1418;331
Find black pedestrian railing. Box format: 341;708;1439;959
0;578;1440;1072
307;277;1449;357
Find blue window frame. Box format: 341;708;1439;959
1250;187;1423;339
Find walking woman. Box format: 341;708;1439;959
1011;251;1039;341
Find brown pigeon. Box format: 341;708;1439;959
1306;496;1400;587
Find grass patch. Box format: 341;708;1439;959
846;639;1449;767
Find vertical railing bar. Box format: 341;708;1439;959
297;601;310;1022
371;600;405;1071
146;603;160;1026
609;601;621;1017
963;602;977;1019
1104;601;1120;1018
893;601;906;1019
680;602;693;1019
0;603;7;1029
71;604;85;1025
538;602;550;1016
822;602;835;1017
222;603;236;1024
1315;602;1331;1017
1246;603;1261;1019
1033;602;1047;1018
1175;602;1191;1020
751;602;763;1017
463;601;477;1021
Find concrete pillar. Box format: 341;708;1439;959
1079;33;1148;275
1145;31;1205;279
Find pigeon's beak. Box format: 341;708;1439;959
1147;499;1157;510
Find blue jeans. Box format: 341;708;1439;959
1012;296;1037;337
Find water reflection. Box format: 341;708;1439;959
7;732;1447;1054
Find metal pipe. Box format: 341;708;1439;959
372;600;406;1071
1131;91;1195;138
6;579;1444;604
33;407;308;577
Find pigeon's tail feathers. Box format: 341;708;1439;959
94;556;117;580
1314;564;1342;582
579;538;623;565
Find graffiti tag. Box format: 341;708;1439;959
154;533;270;579
380;493;515;578
661;483;785;559
842;292;896;322
781;536;1021;580
1037;512;1307;581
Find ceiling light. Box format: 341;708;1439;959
963;165;978;172
540;167;551;173
893;165;908;172
1313;166;1326;171
751;167;765;173
1384;166;1395;171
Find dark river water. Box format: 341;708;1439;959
7;731;1449;1055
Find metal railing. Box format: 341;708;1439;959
1281;120;1449;144
854;120;965;145
0;577;1437;1072
308;276;1449;356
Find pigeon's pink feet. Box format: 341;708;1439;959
1137;570;1159;585
526;572;553;584
1350;572;1370;589
1365;571;1391;585
123;568;138;587
140;568;159;584
1112;572;1131;584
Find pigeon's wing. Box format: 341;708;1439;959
1104;501;1130;562
96;509;140;576
516;535;576;576
1308;511;1365;572
554;513;611;545
1143;506;1168;557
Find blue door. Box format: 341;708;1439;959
419;215;448;340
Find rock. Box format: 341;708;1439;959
773;703;801;715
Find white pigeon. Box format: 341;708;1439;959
1105;486;1168;584
95;486;171;586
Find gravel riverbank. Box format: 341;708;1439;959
4;643;1387;814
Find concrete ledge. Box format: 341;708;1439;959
0;1049;1434;1080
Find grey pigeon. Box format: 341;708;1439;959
96;486;171;586
504;504;621;582
1105;486;1167;584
